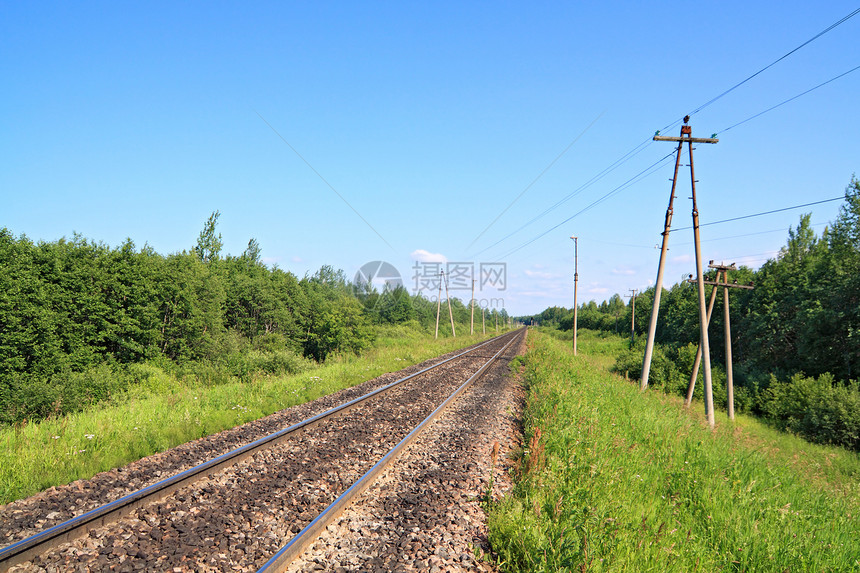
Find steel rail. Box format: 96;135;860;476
258;328;524;572
0;331;519;570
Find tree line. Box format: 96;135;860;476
0;211;509;424
525;177;860;450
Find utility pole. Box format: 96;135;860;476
684;269;722;409
435;271;443;340
482;307;486;335
723;269;734;420
571;235;579;355
444;271;456;337
641;117;718;394
470;279;476;336
627;289;637;347
685;263;753;420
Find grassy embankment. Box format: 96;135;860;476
0;325;500;505
488;328;860;572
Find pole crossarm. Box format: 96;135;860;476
688;278;754;290
688;262;754;289
653;135;719;144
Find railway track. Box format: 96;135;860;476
1;329;525;572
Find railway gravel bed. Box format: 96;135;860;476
286;332;527;573
3;332;523;572
0;337;496;551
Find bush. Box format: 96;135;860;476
246;350;310;377
763;373;860;450
0;364;135;424
613;341;733;411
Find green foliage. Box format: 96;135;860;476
0;224;380;424
763;373;860;450
193;210;223;263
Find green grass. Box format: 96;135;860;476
488;328;860;572
0;324;500;505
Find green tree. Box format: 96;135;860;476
193;210;223;263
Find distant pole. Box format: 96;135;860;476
434;271;443;340
470;278;476;336
444;271;456;337
724;275;734;420
571;235;579;355
642;118;718;391
628;289;637;347
482;307;486;334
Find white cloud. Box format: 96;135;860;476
520;291;556;298
670;254;693;264
411;249;447;263
589;286;609;294
290;256;304;263
611;268;636;276
524;269;556;279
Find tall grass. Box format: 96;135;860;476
0;325;496;505
488;328;860;572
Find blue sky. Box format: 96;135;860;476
3;2;858;316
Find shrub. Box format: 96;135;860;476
0;364;135;424
763;373;860;450
246;350;310;377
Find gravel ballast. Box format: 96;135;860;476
2;331;526;572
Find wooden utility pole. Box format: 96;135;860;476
684;270;723;409
571;236;579;355
646;117;719;428
641;118;718;395
444;271;456;337
627;289;638;347
434;271;443;340
470;279;476;336
685;263;753;420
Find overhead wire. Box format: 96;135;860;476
718;63;860;134
674;222;828;247
671;197;843;232
590;222;829;252
466;112;604;251
686;6;860;118
468;6;860;262
469;136;654;258
497;152;676;260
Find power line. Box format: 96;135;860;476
720;252;781;260
687;6;860;118
719;63;860;134
497;152;676;260
466;112;603;251
469;8;860;261
677;222;828;245
469;135;653;258
672;197;843;232
255;110;396;252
